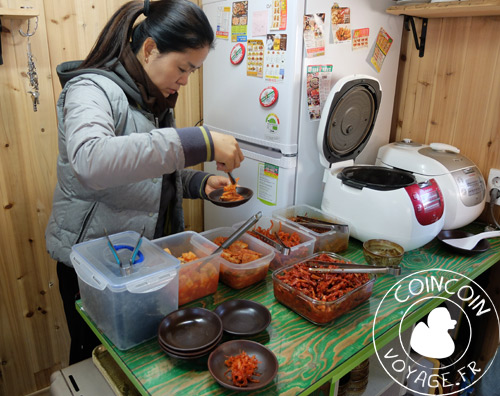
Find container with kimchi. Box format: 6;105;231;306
233;216;315;271
272;252;375;325
201;227;275;289
153;231;220;305
272;204;350;254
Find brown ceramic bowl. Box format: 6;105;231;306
214;299;271;336
158;307;223;352
207;187;253;208
363;239;404;267
208;340;278;391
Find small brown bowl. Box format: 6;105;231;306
208;340;278;391
207;187;253;208
158;307;223;352
363;239;404;267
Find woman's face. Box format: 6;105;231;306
143;43;210;97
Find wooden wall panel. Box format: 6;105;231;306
1;1;204;395
393;15;500;222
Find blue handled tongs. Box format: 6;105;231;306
104;228;121;266
130;226;145;265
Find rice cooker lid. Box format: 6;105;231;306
339;166;417;191
318;76;382;166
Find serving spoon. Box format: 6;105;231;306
441;230;500;250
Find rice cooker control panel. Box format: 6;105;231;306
404;179;444;226
451;167;486;207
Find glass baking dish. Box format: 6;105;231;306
272;252;375;325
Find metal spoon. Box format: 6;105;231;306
227;172;237;185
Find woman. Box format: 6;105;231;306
45;0;243;364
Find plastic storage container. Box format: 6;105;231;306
272;204;349;253
233;216;315;271
201;227;275;289
70;231;179;350
152;231;220;305
272;252;375;325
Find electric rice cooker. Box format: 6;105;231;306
316;75;445;251
376;140;486;230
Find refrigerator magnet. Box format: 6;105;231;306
259;86;278;107
230;43;245;65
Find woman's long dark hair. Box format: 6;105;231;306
79;0;214;69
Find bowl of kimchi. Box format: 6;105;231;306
153;231;220;306
271;252;375;325
201;227;275;289
207;183;253;208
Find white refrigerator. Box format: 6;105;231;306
202;0;403;229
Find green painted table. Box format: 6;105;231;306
76;224;500;396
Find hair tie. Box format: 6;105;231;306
143;0;150;16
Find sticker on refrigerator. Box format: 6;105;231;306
330;4;351;44
259;86;278;107
270;0;287;31
303;14;325;58
352;28;369;50
257;163;279;206
231;1;248;42
265;34;287;82
230;43;245;65
247;40;264;77
306;65;333;120
265;113;280;141
216;6;231;39
370;27;393;73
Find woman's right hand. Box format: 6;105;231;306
210;131;244;172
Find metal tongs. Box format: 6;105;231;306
293;215;348;232
307;260;402;275
250;229;291;255
213;211;263;254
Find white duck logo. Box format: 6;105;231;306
410;306;457;359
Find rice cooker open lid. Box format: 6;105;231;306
317;75;382;169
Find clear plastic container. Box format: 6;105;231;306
201;227;275;289
271;252;375;325
153;231;220;306
272;204;350;253
233;216;315;271
70;231;179;350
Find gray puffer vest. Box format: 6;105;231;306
46;63;202;266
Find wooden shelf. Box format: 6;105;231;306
387;0;500;18
0;7;39;19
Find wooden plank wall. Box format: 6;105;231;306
392;15;500;207
0;1;203;395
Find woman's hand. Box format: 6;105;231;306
204;175;230;196
210;131;244;172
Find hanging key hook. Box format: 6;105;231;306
19;16;38;38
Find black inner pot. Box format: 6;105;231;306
338;166;416;191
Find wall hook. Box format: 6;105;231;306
19;16;38;38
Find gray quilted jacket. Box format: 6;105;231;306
45;60;213;266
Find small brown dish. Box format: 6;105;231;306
207;187;253;208
208;340;278;391
158;307;223;352
437;230;490;255
214;299;271;336
363;239;404;267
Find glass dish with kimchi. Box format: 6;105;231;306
272;204;350;254
232;216;316;271
272;252;375;325
201;227;275;289
152;231;220;305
